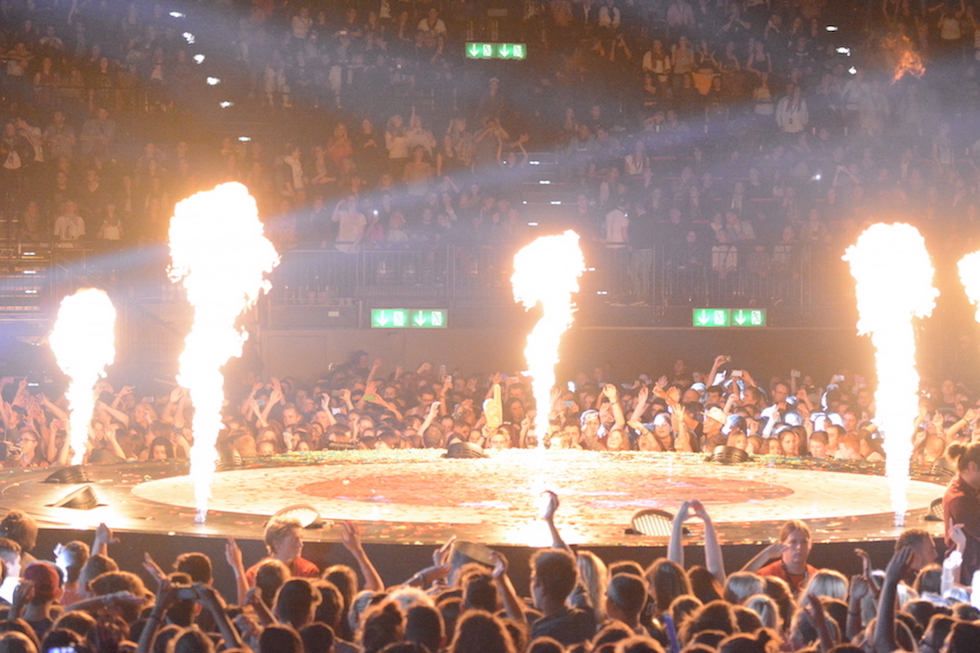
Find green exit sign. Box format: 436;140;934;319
692;308;767;328
465;42;527;60
371;309;448;329
693;309;729;327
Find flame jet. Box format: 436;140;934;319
168;182;279;523
843;223;936;527
511;231;585;445
50;288;117;464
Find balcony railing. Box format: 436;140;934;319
0;242;849;326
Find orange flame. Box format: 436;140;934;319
169;182;279;523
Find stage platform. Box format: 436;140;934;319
0;450;950;596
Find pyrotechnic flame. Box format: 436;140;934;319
885;35;925;83
169;182;279;523
49;289;117;465
958;251;980;322
512;230;585;445
843;223;936;527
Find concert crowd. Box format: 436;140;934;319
5;0;980;650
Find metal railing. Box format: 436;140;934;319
0;242;846;325
266;242;840;319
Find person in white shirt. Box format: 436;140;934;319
0;538;22;604
53;201;85;241
332;197;366;253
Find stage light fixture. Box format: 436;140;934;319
707;446;750;464
268;504;322;529
629;508;690;538
443;442;488;459
50;485;100;510
43;465;90;484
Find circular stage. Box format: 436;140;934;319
0;450;947;548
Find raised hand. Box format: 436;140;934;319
339;520;364;553
225;537;243;569
885;546;914;584
541;490;559;521
432;536;457;566
142;552;167;587
489;550;508;581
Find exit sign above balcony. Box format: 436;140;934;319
465;42;527;59
371;309;448;329
692;308;767;328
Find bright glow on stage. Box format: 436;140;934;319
49;288;117;464
168;182;279;523
844;223;936;526
511;230;585;444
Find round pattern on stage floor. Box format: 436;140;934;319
129;450;943;546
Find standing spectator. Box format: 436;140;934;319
53;200;85;241
332;197;367;252
944;443;980;584
43;112;76;163
776;85;809;135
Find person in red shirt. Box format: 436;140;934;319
742;519;818;595
245;517;319;585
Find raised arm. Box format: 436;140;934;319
542;490;568;551
706;355;728;387
97;400;130;427
874;547;914;653
741;541;787;573
340;520;384;592
668;501;692;567
630;386;650;424
225;537;251;607
691;500;726;583
419;400;441;435
137;578;176;653
490;551;526;624
195;583;248;651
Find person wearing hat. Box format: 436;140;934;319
12;561;62;638
703;405;728;449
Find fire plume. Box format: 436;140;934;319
168;182;279;522
843;223;936;526
49;288;117;464
958;251;980;321
511;230;585;445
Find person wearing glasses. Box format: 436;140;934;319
13;428;47;468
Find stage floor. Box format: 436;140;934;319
0;450;947;548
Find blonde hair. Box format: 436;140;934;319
723;571;765;604
745;594;782;631
802;569;848;601
576;550;608;622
